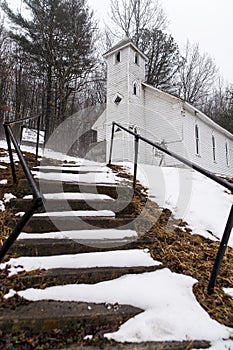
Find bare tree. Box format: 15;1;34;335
109;0;167;44
203;81;233;133
176;41;218;108
203;78;227;118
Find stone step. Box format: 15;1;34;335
18;179;133;199
11;265;162;289
9;238;147;256
8;217;135;233
10;198;135;217
32;167;106;174
0;300;142;334
57;341;210;350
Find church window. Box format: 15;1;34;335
114;94;122;105
212;135;216;162
116;51;121;63
225;141;229;166
135;52;139;65
133;82;137;95
195;124;200;155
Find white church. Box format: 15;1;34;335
91;38;233;176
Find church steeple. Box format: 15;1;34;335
104;38;147;122
104;38;147;161
103;37;147;62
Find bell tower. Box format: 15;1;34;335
103;38;147;161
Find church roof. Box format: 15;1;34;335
103;38;148;60
142;82;233;140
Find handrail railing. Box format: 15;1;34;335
108;121;233;293
0;119;43;263
5;115;42;183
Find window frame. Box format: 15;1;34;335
212;135;216;162
133;82;137;95
225;141;229;166
116;51;121;63
195;124;200;155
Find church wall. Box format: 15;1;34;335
142;86;184;166
101;40;233;176
182;107;233;176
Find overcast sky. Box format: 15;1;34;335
5;0;233;84
88;0;233;84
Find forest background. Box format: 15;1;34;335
0;0;232;141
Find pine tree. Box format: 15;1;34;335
1;0;97;139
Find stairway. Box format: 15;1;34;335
0;160;210;349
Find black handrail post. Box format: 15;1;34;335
208;204;233;293
36;115;41;160
133;132;139;189
108;122;115;165
4;124;17;183
0;115;44;261
0;201;40;263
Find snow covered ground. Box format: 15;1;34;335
119;162;233;246
1;139;233;349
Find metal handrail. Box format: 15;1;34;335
5;115;42;182
0;120;43;262
108;121;233;292
5;114;41;125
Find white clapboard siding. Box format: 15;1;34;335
182;104;233;176
100;39;233;175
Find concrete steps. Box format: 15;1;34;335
17;179;132;199
0;300;142;334
9;216;136;233
9;238;148;256
58;341;210;350
1;161;166;345
2;163;146;337
10;198;135;217
10;265;163;290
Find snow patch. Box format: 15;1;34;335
13;270;232;343
3;193;16;203
0;179;8;184
24;192;113;200
1;249;159;276
19;229;137;240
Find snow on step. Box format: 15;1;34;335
1;249;159;276
24;193;114;200
6;269;231;344
32;170;116;184
34;165;109;172
32;210;115;217
19;229;137;240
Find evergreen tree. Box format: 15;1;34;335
136;28;182;91
1;0;97;138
